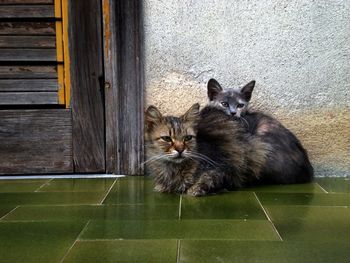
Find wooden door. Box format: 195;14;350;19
0;0;105;175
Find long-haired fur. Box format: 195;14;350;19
145;104;270;196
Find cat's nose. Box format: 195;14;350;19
176;147;184;156
174;143;185;156
231;112;236;116
177;149;184;156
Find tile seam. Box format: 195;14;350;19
315;182;329;193
176;239;181;263
34;178;54;192
99;179;118;204
178;195;182;219
59;220;91;263
0;206;19;221
253;192;283;241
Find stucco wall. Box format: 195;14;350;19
143;0;350;177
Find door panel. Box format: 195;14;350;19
0;109;73;175
69;0;105;173
0;0;106;175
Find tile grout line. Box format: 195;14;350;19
59;220;91;263
315;182;328;193
178;195;182;219
176;239;181;263
0;206;19;221
99;179;118;204
253;192;283;241
34;178;54;192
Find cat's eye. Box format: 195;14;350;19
237;103;245;108
183;135;193;141
221;102;229;107
160;136;172;142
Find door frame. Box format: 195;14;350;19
102;0;144;175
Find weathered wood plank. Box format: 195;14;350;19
103;0;118;174
69;0;105;172
0;0;54;4
103;0;144;175
0;5;54;18
0;79;58;91
0;109;72;175
0;49;56;61
0;91;57;104
0;22;55;35
0;36;55;48
0;66;57;79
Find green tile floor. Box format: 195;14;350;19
0;176;350;262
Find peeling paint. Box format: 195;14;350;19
102;0;111;61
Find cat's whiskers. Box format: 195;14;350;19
187;151;219;167
141;154;172;166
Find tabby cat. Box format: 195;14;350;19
145;103;269;196
207;78;314;184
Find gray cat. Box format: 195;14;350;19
207;78;314;184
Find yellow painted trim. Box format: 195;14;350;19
55;21;64;62
62;0;71;108
102;0;111;62
54;0;62;18
57;64;65;105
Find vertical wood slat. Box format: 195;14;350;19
103;0;144;175
69;0;105;173
102;0;117;174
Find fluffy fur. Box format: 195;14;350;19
207;78;314;184
145;104;270;196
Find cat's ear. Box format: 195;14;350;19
145;105;163;132
207;79;223;101
181;103;200;123
241;80;255;102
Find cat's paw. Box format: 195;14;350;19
154;184;166;193
187;186;207;197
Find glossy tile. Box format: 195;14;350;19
38;178;115;192
62;240;178;263
3;204;179;221
243;183;324;193
0;192;105;205
0;221;85;263
104;177;180;205
0;206;15;219
179;240;350;263
81;219;280;241
0;179;48;193
109;176;155;193
256;192;350;206
181;192;267;219
265;206;350;241
316;177;350;193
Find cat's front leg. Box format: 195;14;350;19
187;170;224;196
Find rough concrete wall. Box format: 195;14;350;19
144;0;350;177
